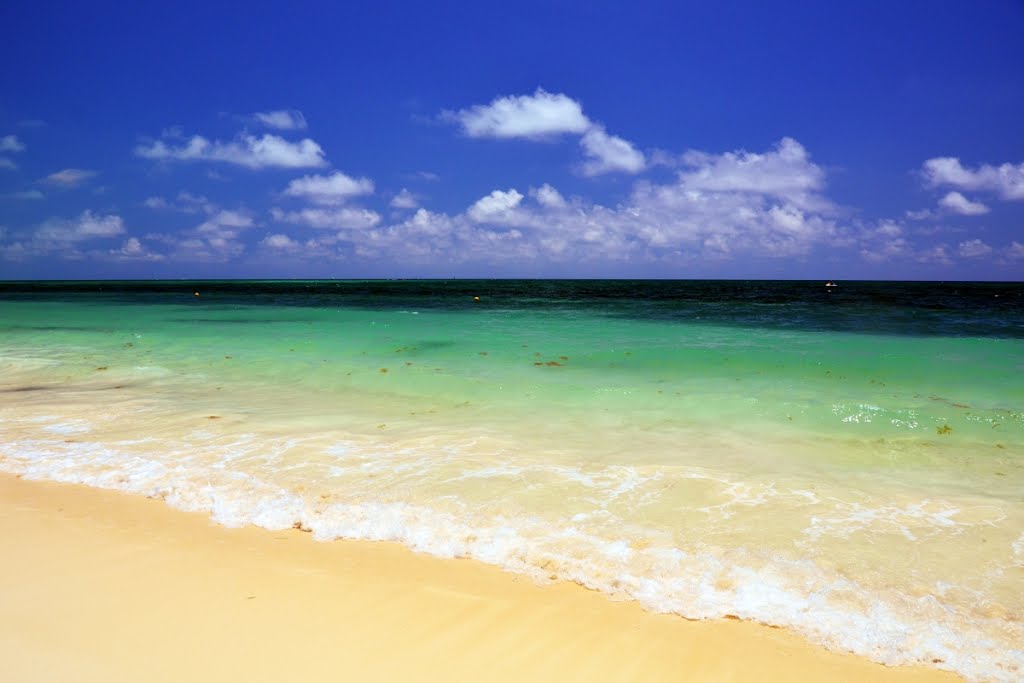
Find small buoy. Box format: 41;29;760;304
473;296;480;301
194;291;200;297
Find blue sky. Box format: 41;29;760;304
1;1;1022;280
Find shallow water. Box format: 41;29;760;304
1;280;1022;681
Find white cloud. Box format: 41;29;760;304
0;135;25;152
135;133;327;169
43;168;96;187
677;138;828;211
108;237;163;261
333;138;841;266
957;238;992;258
446;89;646;178
253;109;308;130
390;188;419;209
176;191;216;214
283;171;374;205
36;211;125;243
905;208;933;221
143;196;169;209
467;189;524;222
261;233;301;250
938;191;989;215
579;127;646;176
166;210;255;261
859;238;909;263
448;88;591;139
922;156;1024;200
197;210;254;238
352;209;527;263
531;183;567;209
0;211;130;260
916;244;953;265
329;138;846;266
1007;242;1024;260
270;206;381;230
0;158;16;170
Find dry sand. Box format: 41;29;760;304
0;473;960;682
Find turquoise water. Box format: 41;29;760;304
1;280;1022;681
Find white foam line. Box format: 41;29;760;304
1;433;1022;682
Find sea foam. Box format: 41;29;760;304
1;423;1021;683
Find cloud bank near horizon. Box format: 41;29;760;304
2;89;1022;276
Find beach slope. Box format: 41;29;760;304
0;473;958;682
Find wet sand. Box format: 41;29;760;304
0;473;959;682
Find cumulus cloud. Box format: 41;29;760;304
135;133;327;169
957;238;992;258
467;189;524;223
445;89;647;176
922;156;1024;200
108;237;163;261
133;195;262;264
351;208;535;263
390;188;419;209
161;209;256;261
316;138;848;267
253;109;308;130
0;158;16;170
938;191;989;215
1008;242;1024;260
141;191;216;215
36;211;124;242
1;211;127;258
580;127;646;176
0;135;26;152
270;206;381;230
196;210;254;237
261;233;301;250
320;138;846;267
43;168;96;187
531;183;567;209
916;244;953;265
905;208;934;221
283;171;374;205
676;138;829;212
448;88;591;139
855;221;910;263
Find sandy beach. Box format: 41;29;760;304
0;473;959;682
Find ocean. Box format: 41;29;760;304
1;279;1021;681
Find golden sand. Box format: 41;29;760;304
0;473;959;682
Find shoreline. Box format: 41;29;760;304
0;472;959;682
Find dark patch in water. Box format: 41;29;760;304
1;385;55;393
169;318;312;325
1;325;111;332
3;280;1022;338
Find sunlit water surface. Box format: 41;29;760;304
1;280;1022;682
